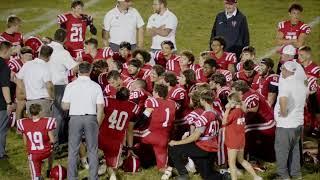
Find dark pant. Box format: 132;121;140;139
275;126;303;179
169;142;222;180
109;42;136;52
52;85;68;144
0;110;8;157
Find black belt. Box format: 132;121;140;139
71;114;96;116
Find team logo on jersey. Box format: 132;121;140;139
232;21;237;27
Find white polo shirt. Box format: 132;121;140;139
147;9;178;50
16;58;51;100
103;6;145;45
274;75;307;128
62;76;104;115
48;41;77;85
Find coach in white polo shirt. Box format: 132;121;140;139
16;45;54;117
62;62;104;180
147;0;178;52
102;0;144;52
274;61;307;180
48;28;78;145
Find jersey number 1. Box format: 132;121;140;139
162;108;170;127
70;26;83;42
26;132;44;150
108;110;129;131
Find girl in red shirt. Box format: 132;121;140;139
223;92;262;180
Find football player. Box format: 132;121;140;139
154;40;181;74
16;104;56;180
132;49;153;71
209;73;231;107
234;59;260;87
98;87;139;180
237;46;259;72
232;80;276;162
252;58;279;107
80;38;113;64
57;0;97;58
134;84;176;171
179;50;200;72
209;36;237;74
0;15;23;62
277;3;310;49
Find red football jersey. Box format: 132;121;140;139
154;51;180;70
185;108;205;125
234;70;260;87
57;13;90;52
224;108;246;149
251;74;279;98
113;52;132;64
278;20;311;40
195;68;208;83
189;64;201;72
193;110;220;152
104;84;118;98
144;97;176;135
217;69;233;84
0;32;23;46
216;86;231;106
8;58;23;73
209;51;237;70
99;98;139;148
98;72;109;89
80;47;114;63
306;76;318;93
129;88;151;110
302;61;320;78
236;61;260;72
17;117;56;155
242;89;275;135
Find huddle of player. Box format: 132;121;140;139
0;0;319;180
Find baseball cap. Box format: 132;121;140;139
283;61;297;72
118;0;131;2
282;45;296;56
225;0;237;4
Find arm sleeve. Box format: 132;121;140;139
209;16;218;50
62;85;71;103
165;14;177;30
135;10;145;28
146;16;153;29
63;52;78;70
0;67;10;87
96;87;105;105
103;13;112;31
241;16;250;47
46;118;57;131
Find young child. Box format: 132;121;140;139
223;92;262;180
16;103;56;180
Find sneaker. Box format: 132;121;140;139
98;164;106;176
109;173;117;180
80;159;89;170
185;158;196;173
161;167;172;180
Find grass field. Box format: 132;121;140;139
0;0;319;179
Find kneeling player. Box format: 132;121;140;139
135;84;176;171
98;87;139;180
16;104;56;180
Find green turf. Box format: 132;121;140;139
0;0;319;179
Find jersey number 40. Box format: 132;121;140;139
108;110;129;131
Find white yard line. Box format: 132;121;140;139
24;0;101;38
259;16;320;59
